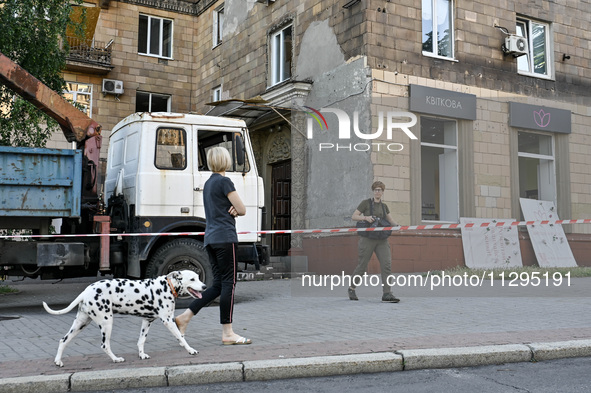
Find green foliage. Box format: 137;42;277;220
0;284;19;294
0;0;82;147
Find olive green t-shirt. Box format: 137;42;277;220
356;199;390;221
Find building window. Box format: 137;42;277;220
270;24;293;86
212;85;222;102
213;5;224;47
136;91;171;112
516;18;551;78
138;14;173;58
518;131;555;202
422;0;454;59
64;82;92;115
421;117;458;222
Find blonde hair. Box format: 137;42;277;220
207;146;232;172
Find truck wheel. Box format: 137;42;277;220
145;238;213;289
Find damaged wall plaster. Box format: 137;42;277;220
224;0;258;37
295;19;345;81
304;56;375;230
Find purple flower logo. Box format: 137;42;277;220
534;109;551;128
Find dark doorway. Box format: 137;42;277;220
271;160;291;256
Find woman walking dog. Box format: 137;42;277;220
175;146;252;345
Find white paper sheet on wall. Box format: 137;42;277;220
519;198;577;267
460;217;523;269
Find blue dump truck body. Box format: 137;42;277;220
0;146;86;276
0;146;82;218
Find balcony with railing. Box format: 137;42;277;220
65;36;114;74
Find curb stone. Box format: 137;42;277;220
167;363;243;386
70;367;167;392
528;339;591;361
1;341;591;392
0;374;70;393
243;353;403;381
399;344;532;370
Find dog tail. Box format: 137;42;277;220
43;292;86;315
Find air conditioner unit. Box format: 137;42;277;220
102;79;124;95
255;0;275;4
504;35;528;57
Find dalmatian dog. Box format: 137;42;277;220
43;270;206;367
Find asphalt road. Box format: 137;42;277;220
79;356;591;393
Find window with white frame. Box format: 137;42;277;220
421;117;458;222
213;5;224;47
212;85;222;102
518;131;555;202
422;0;454;59
136;91;171;112
516;18;552;78
64;82;92;115
138;14;173;58
270;24;293;86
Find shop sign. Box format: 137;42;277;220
509;102;571;134
410;84;477;120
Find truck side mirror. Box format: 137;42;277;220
234;133;245;167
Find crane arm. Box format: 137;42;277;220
0;51;101;142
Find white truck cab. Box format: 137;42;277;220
104;112;266;282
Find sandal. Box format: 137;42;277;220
222;337;252;345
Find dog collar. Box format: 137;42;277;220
166;277;178;298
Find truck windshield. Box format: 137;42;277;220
197;130;250;173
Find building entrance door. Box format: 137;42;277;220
271;160;291;256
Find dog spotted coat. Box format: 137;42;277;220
43;270;206;367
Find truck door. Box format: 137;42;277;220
192;127;259;243
136;125;194;217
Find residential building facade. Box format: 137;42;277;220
51;0;591;273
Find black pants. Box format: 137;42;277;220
188;243;237;324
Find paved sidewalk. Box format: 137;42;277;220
1;275;591;391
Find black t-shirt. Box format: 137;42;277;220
203;173;238;245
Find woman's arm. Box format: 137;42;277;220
352;209;374;223
227;191;246;216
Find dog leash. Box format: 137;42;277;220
166;277;178;298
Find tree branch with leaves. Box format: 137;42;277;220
0;0;83;147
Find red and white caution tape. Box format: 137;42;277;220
1;219;591;239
